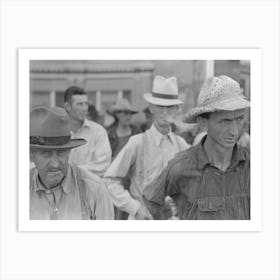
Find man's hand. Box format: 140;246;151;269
135;205;153;220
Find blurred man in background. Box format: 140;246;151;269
64;86;111;177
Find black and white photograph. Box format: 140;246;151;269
18;49;262;231
1;1;279;280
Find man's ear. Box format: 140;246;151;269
148;104;155;114
30;150;35;162
197;115;208;128
64;102;71;113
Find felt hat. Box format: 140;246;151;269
108;98;138;115
30;106;86;150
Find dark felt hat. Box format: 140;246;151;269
30;106;86;150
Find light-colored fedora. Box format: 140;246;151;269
144;75;184;106
30;106;86;150
108;98;138;115
185;75;250;123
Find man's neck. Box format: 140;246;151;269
117;123;131;137
38;175;64;191
70;118;84;133
153;122;170;135
203;136;233;171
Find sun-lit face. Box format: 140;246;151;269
31;149;71;188
115;111;133;126
66;94;89;122
204;109;246;149
149;104;179;130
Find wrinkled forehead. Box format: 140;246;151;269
31;148;71;155
71;94;88;103
211;109;247;120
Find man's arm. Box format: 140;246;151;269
104;136;150;218
94;181;115;220
82;171;114;220
86;126;112;177
143;160;180;219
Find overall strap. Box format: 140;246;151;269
30;168;35;189
75;166;91;220
141;131;149;184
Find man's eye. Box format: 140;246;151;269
42;151;51;157
221;119;231;124
57;150;67;156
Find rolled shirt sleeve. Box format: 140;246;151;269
82;169;115;220
104;137;141;216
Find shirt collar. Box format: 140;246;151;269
197;135;247;170
149;124;175;146
33;166;74;195
83;118;91;128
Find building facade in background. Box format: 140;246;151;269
30;60;250;125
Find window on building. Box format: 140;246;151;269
31;91;50;108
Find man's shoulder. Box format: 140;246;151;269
75;165;101;188
85;119;107;133
167;145;200;172
173;133;191;149
126;132;146;146
236;144;250;162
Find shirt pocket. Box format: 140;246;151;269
197;196;225;220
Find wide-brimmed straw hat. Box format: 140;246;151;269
185;75;250;123
30;106;86;150
144;75;184;106
108;98;138;115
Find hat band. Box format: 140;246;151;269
30;135;71;146
152;92;178;100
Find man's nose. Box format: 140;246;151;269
49;155;60;168
82;103;88;111
161;107;168;115
229;120;239;136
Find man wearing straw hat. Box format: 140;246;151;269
30;106;114;220
104;76;190;220
144;75;250;220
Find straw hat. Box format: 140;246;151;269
30;106;86;150
108;98;138;115
144;75;184;106
185;75;250;123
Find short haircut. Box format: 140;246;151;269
64;86;87;103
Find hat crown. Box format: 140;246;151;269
30;107;71;137
198;75;242;106
114;98;134;111
109;98;137;114
152;75;178;95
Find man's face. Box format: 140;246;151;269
149;104;179;129
31;149;71;188
205;109;246;149
66;94;89;122
115;111;133;126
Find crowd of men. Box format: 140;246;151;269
29;75;251;220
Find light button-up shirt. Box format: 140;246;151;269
104;124;190;216
69;119;112;177
30;164;114;220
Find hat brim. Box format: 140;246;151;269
30;138;87;150
108;108;138;116
144;93;184;106
185;96;250;123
